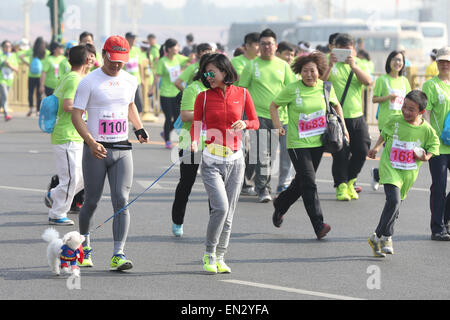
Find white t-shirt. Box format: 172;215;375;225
73;68;138;143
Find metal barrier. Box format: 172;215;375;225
9;64;29;110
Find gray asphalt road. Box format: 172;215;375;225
1;113;450;305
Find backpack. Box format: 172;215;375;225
38;95;59;133
440;113;450;145
30;57;42;75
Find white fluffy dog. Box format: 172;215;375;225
42;228;85;277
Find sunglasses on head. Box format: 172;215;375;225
203;71;215;79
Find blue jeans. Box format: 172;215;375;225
429;154;450;234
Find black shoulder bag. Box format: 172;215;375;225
321;81;345;154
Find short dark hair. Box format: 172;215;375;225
277;41;295;53
79;31;94;42
147;34;156;39
328;33;340;45
244;32;260;45
85;43;96;56
292;51;328;76
193;53;212;82
259;28;277;42
68;45;88;67
385;50;405;76
405;90;428;111
199;53;238;88
196;43;212;55
186;33;194;42
335;33;355;48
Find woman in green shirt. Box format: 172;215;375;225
269;51;348;240
0;40;19;121
171;53;210;237
156;38;190;149
40;41;65;97
370;50;411;191
20;37;47;116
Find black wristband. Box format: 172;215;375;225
134;128;148;139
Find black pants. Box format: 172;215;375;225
274;147;325;235
160;95;181;142
428;154;450;234
375;184;401;238
171;150;201;225
28;77;41;112
332;116;371;186
242;129;256;189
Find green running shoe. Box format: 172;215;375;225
216;259;231;273
336;183;351;201
110;253;133;271
202;253;217;274
368;233;386;258
347;179;359;200
78;246;94;267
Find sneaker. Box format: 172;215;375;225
241;187;257;196
347;179;359;200
431;232;450;241
165;141;173;149
216;258;231;273
446;224;450;234
26;110;32;117
272;202;284;228
78;246;94;267
355;185;363;193
316;223;331;240
336;183;351;201
257;188;272;203
276;185;289;195
368;233;386;258
380;236;394;254
371;168;380;191
48;217;74;226
4;115;12;121
172;223;183;237
110;253;133;271
44;191;53;208
202;253;218;273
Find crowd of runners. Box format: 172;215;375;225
2;27;450;273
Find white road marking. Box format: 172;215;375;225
221;279;365;300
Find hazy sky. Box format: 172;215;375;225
139;0;420;9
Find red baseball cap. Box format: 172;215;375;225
103;35;130;63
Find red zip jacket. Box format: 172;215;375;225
191;85;259;151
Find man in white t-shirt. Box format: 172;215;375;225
72;35;149;271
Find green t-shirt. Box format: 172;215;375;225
0;52;19;87
51;71;83;145
232;55;251;76
328;58;370;119
156;54;190;97
58;56;72;78
124;46;142;83
42;55;66;89
379;115;439;200
373;74;411;131
238;56;296;123
178;80;207;150
274;79;339;149
423;76;450;155
178;61;199;86
150;44;160;63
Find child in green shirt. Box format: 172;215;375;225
367;90;440;257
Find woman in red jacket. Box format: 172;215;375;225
191;53;259;274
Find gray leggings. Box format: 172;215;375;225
79;145;133;255
201;155;245;259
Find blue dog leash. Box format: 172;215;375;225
83;153;193;237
